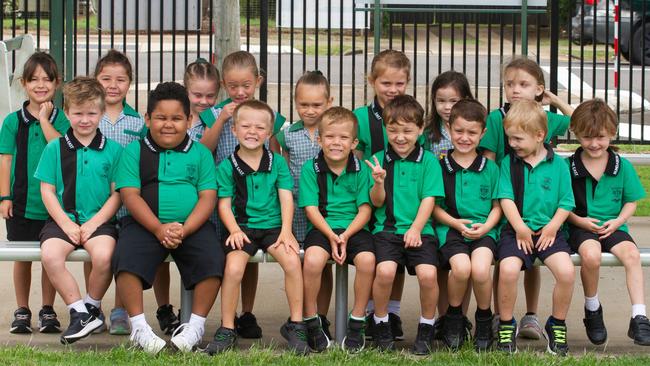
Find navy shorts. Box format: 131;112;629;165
374;231;438;268
439;229;496;270
304;228;375;265
39;219;117;248
223;227;281;256
568;227;635;253
6;215;45;241
497;227;570;270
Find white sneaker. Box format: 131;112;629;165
130;325;167;354
170;323;203;352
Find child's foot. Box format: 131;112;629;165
474;313;494;352
60;309;103;345
130;325;167;354
491;313;499;337
109;308;131;335
205;327;237;355
372;320;395;351
628;315;650;346
304;316;330;352
389;313;404;340
156;304;181;335
38;306;61;333
433;315;445;340
583;306;607;345
236;312;263;339
518;314;543;340
442;313;465;350
544;317;569;356
496;320;517;353
342;318;366;353
412;322;435;355
170;323;203;352
280;321;310;355
364;312;375;340
85;304;107;334
10;307;32;334
319;314;332;340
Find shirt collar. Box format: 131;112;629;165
122;101;141;118
63;128;107;151
143;131;193;153
314;151;361;174
370;97;384;122
288;120;305;132
385;143;424;163
230;145;274;176
500;103;511;117
570;147;621;178
20;101;59;125
442;150;487;173
512;143;555;166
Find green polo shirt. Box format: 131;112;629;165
497;145;575;232
436;151;500;246
0;102;70;219
115;133;217;223
299;151;370;231
199;98;287;136
354;100;388;160
479;105;570;164
34;130;122;224
569;148;646;233
370;144;444;236
216;146;293;229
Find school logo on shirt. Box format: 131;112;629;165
542;177;552;191
100;162;111;178
480;184;490;200
611;187;622;203
186;164;197;180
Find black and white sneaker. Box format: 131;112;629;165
304;316;330;352
389;313;404;341
583;306;607;345
60;309;103;344
544;318;569;356
474;313;494;352
85;303;107;334
205;327;238;355
412;322;435;355
319;314;332;341
156;304;181;335
372;320;395;351
496;321;517;353
342;317;366;353
10;307;32;334
280;321;310;355
442;313;465;350
38;306;61;333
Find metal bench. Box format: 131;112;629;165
0;240;649;343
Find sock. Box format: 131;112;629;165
549;316;565;326
130;313;148;331
584;294;600;312
349;314;365;322
387;300;401;316
84;294;101;308
632;304;647;318
68;300;88;314
476;307;492;319
525;312;536;316
366;300;375;313
447;305;462;316
499;318;515;326
188;313;206;335
374;314;389;324
303;314;318;321
419;316;435;326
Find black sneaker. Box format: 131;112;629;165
544;318;569;356
474;313;494;352
342;317;366;353
496;321;517;353
60;309;103;345
85;303;105;335
156;304;180;335
280;321;310;355
583;306;607;345
10;307;32;334
412;323;435;355
236;312;263;339
463;315;473;341
389;313;404;341
628;315;650;346
38;306;61;333
372;319;395;351
364;312;375;340
443;313;465;350
319;314;332;340
433;315;445;340
304;316;330;352
205;327;237;355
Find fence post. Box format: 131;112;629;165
50;0;64;106
520;0;528;55
260;0;269;102
373;0;382;55
65;0;74;82
213;0;241;99
550;0;559;112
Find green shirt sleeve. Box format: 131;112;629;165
114;142;142;190
557;157;575;211
273;112;287;136
52;109;71;135
196;145;218;192
353;107;368;156
139;124;149;139
108;142;123;183
298;160;318;208
496;157;515;200
276;129;288;151
33;139;59;185
0;114;18;154
479;110;503;154
488;160;500;200
546;112;570;142
622;158;647;203
275;153;293;191
421;152;445;199
199;107;217;128
356;164;371;207
216;159;235;198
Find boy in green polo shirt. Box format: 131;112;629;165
36;77;121;344
495;100;576;356
366;95;443;354
433;99;501;351
113;82;223;354
300;107;375;353
566;99;650;346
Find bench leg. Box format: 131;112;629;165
180;288;193;323
335;264;348;344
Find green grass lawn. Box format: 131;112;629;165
636;166;650;216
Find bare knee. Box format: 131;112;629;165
471;264;492;285
620;248;641;268
451;260;471;282
375;265;396;285
499;261;521;284
354;253;376;274
580;247;602;270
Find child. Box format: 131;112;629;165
495;100;576;355
198;50;286;338
433;99;501;351
300;107;375;353
36;77;122;344
480;57;574;340
208;100;307;355
366;95;443;354
0;51;69;334
567;99;650;346
424;70;473;159
112;82;223;354
354;49;410;340
184;58;220;141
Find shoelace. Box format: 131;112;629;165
550;326;567;344
41;314;57;320
15;314;30;320
498;327;515;343
172;323;201;344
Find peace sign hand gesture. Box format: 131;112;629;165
364;156;386;185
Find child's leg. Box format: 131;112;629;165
83;262;91;292
40;240;78;304
471;247;494;311
523;267;540;314
302;247;329;317
351;252;375;318
577;240;602;299
492;269;500;314
116;272;144;316
83;236;116;302
191;277;221;317
41;265;57;306
610;242;645;307
437;269;449;316
221;251;250;329
267;246;304;322
543;252;575;320
414;264;438;319
373;261;398;317
241;263;258;313
153;263;171;307
317;265;333;315
448;254;471;308
14;262;32;308
498;257;524;321
389;272;404;313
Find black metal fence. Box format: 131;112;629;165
0;0;648;144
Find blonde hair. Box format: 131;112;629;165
233;100;274;127
570;99;617;138
222;50;259;79
318;106;357;138
503;100;547;136
369;49;411;82
63;76;105;112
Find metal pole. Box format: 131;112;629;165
550;0;559;112
259;0;268;102
50;0;64;106
65;0;74;82
334;264;349;344
373;0;381;54
520;0;528;55
180;289;193;323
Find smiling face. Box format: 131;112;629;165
66;99;103;139
187;78;219;117
22;65;57;105
577;128;614;160
449;116;485;154
96;64;131;107
504;67;544;103
295;83;332;127
505;127;545;160
318;119;358;164
369;66;409;108
386;119;423;158
232;106;272;151
222;67;262;105
434;86;463;124
145;100;191;149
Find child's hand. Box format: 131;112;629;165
221;102;238;121
535;223;559;251
271;230;300;254
403;227;422;248
597;217;625;239
62;221;81;246
462;222;489;240
155;223;181;249
453;218;472;234
38;101;54;123
0;200;12;219
225;230;251;250
514;225;534;255
79;221;99;244
329;232;347;265
579;216;602;233
541;90;559;107
364;156;386;184
164;223;184;249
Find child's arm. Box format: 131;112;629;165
543;90;574;116
365;156;386;207
269;136;281;153
271;188;299;254
432;205;472;234
218;196;251;250
79;183;121;243
598;202;637;239
403;196;435;248
180;189;217;239
0;155;12;219
41;181;81;245
567;212;601;233
462;201;503;240
121;187;181;248
482;149;496;162
200;103;236;152
304;206;343;262
38;102;63;142
536;208;570;251
500;198;534;254
342;203;372;242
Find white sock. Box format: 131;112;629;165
84;294;101;308
68;300;88;314
632;304;647;318
130;313;148;331
366;300;375;313
419;316;435;326
388;300;401;316
188;313;206;335
374;314;389;324
585;294;600;312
